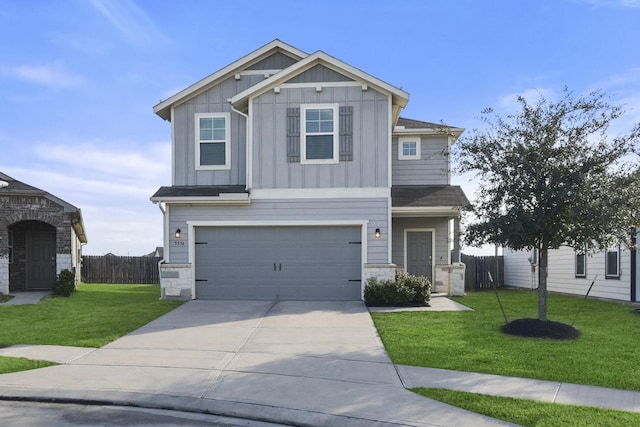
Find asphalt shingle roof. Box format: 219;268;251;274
392;185;470;208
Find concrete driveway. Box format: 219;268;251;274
0;301;513;426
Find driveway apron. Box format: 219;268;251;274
0;300;513;426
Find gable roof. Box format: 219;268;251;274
153;39;308;121
0;171;88;243
230;50;409;123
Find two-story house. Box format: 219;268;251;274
151;40;469;300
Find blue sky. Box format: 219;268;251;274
1;0;639;255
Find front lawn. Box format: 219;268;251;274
371;289;640;391
414;388;640;427
0;283;183;374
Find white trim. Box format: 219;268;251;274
404;228;436;281
605;247;620;278
247;100;254;189
398;136;421;160
251;187;390;199
151;194;250;205
188;220;368;227
278;82;368;90
195;112;231;170
230;50;409;112
300;103;339;164
163;204;170;263
238;69;282;76
393;127;464;142
392;207;463;217
154;40;308;119
171;107;176;184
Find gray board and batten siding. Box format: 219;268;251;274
251;85;390;189
194;226;361;300
392;217;451;269
170;51;301;186
167;198;389;265
392;135;450;186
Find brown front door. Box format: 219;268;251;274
26;230;56;289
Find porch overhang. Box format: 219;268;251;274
150;186;250;205
391;185;470;217
392;207;463;218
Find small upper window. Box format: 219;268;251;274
575;249;586;278
301;104;339;164
195;113;230;170
398;136;421;160
605;247;620;278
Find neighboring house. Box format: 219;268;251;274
0;172;87;294
504;231;639;302
151;40;469;301
146;247;164;258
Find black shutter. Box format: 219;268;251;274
339;106;353;161
287;108;300;162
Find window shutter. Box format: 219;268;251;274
339;106;353;161
287;108;300;162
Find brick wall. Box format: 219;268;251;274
0;194;73;292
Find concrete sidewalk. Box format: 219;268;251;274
1;298;639;424
0;300;513;427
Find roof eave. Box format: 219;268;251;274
392;207;464;217
150;194;251;205
230;51;410;113
153;39;308;121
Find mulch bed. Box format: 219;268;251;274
502;318;580;340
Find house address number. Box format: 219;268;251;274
173;241;185;246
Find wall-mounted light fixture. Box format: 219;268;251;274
375;228;381;239
175;229;181;239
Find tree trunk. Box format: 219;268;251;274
538;243;548;321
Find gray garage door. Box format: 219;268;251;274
194;226;362;300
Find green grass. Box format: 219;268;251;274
414;388;640;427
371;289;640;390
0;294;13;303
0;283;183;374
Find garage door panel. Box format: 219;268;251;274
195;226;362;300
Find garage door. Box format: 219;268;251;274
194;226;362;300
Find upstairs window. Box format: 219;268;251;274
575;248;586;278
398;136;421;160
605;247;620;278
196;113;230;170
301;104;339;164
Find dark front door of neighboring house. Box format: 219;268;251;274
406;231;433;282
26;230;56;290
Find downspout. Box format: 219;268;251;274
154;201;167;297
229;102;250;190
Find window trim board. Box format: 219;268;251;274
195;112;231;170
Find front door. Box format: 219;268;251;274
26;230;56;290
406;231;433;282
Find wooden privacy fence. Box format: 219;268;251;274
461;254;504;291
81;256;161;284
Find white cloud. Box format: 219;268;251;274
577;0;640;7
89;0;171;49
497;88;556;113
0;140;171;256
2;61;84;88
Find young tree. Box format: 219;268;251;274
456;88;639;321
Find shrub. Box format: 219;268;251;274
53;269;76;297
364;272;431;307
397;272;431;305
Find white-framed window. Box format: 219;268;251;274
8;230;13;264
605;247;620;278
195;112;230;170
575;248;586;278
398;136;421;160
301;104;339;164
